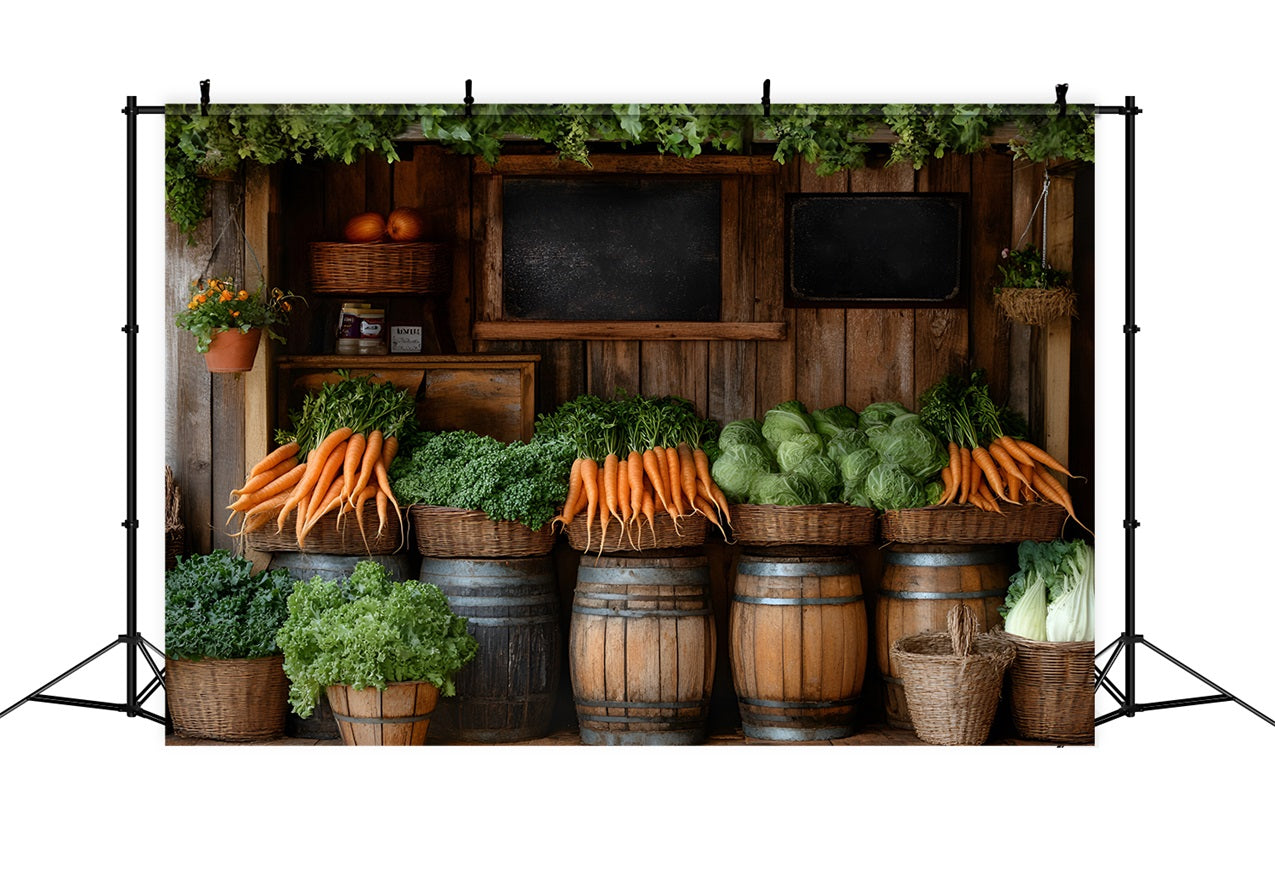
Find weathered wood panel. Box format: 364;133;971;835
794;162;848;410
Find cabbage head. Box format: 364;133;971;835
761;400;816;450
718;418;766;452
775;432;824;473
711;444;775;503
793;454;840;502
825;428;869;463
838;447;880;491
842;485;873;508
750;472;821;506
812;405;859;439
924;480;945;505
863;460;928;511
857;401;911;432
866;414;945;479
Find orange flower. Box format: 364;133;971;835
230;310;240;318
237;290;249;301
220;290;233;302
187;300;198;310
195;294;207;304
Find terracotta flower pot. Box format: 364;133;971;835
325;681;440;746
203;327;262;373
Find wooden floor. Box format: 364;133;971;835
166;723;1064;747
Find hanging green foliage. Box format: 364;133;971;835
165;102;1095;239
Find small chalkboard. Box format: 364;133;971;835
502;178;722;321
785;194;966;306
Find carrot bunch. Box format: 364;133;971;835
537;391;732;555
921;369;1090;534
227;371;416;551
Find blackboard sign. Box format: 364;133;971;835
502;178;722;321
785;194;965;306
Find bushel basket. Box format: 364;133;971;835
1000;632;1095;744
245;501;405;555
890;604;1016;745
409;505;555;558
166;654;289;741
729;503;876;548
880;503;1067;545
309;241;451;295
564;510;705;554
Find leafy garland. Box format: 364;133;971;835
166;103;1095;237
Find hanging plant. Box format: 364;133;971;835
165;103;1095;238
993;245;1076;327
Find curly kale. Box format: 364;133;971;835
389;430;574;530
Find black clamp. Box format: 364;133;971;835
1124;519;1140;529
121;325;139;334
1123;324;1141;334
200;79;211;116
464;79;474;117
121;519;139;530
1055;83;1068;117
761;79;771;117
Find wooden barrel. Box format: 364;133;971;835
569;554;716;745
266;551;411;584
418;556;560;743
271;552;411;740
325;681;439;746
876;544;1013;729
730;554;869;741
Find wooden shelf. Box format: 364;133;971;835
472;320;787;342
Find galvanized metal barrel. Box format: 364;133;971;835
419;556;561;743
876;544;1013;729
569;555;715;745
730;554;869;741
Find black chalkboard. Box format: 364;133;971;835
502;178;722;321
785;194;965;306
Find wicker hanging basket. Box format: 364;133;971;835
995;285;1078;328
891;604;1016;745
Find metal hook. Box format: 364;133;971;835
200;79;211;116
1055;82;1068;118
762;79;771;117
464;79;474;117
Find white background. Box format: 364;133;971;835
1;3;1271;866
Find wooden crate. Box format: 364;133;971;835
275;354;538;443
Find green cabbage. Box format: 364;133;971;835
761;400;817;450
838;447;880;491
825;427;869;463
776;432;825;473
866;414;946;479
857;401;910;432
750;472;822;506
711;444;776;503
863;460;928;511
842;486;873;508
793;454;840;502
812;405;859;439
718;419;767;452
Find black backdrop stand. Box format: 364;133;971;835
1093;96;1273;729
0;96;167;727
2;89;1271;733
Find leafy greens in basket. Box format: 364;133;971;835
1000;539;1095;643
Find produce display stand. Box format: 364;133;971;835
5;85;1272;741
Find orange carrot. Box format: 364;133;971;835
971;446;1005;501
580;457;600;554
968;454;984;506
677;443;699;514
227;461;307;513
339;432;366;507
958;446;973;504
248;441;300;479
627;451;645;536
640;489;658;549
375;488;389;538
380;435;399;468
373;458;401;525
350;429;384;510
988;441;1029;487
939;465;956;506
598;453;619;556
280;427;353;531
617;458;635;549
1005;459;1023;504
661;445;686;520
353;484;377;548
1015;438;1078;478
301;477;345;538
689;447;720;519
242;489;293;522
996;435;1035;471
642;449;673;518
560;458;586;527
977;482;1004;514
693;495;730;541
232;456;299;497
307;440;350;519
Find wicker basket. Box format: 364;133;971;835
880;502;1068;544
245;503;405;555
166;654;289;741
995;285;1077;327
891;605;1016;745
1000;632;1095;744
730;503;876;548
565;510;706;554
409;505;555;558
309;241;451;294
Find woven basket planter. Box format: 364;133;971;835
409;505;555;558
880;503;1067;545
891;605;1016;745
995;285;1077;328
245;503;405;555
166;654;289;741
729;503;876;548
1000;632;1095;744
565;510;706;554
326;681;440;746
309;242;451;295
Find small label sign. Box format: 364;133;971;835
390;325;423;354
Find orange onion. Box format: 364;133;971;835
343;212;387;243
386;207;426;242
